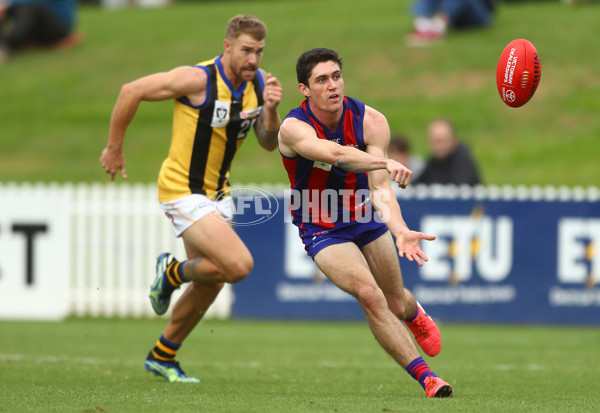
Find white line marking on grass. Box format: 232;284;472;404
0;353;137;366
0;353;264;369
1;354;396;371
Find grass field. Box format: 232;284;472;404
0;0;599;186
1;318;599;412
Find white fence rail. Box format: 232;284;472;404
0;182;232;319
2;182;598;320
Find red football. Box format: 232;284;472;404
496;38;541;108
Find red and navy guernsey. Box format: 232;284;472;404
281;96;376;238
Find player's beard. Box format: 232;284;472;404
240;65;257;81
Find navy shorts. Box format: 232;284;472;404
297;219;389;259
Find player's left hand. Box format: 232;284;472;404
395;230;436;266
263;73;282;110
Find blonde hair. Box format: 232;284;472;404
225;14;267;41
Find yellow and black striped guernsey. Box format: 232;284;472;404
158;55;265;202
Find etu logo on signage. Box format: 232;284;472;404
420;210;514;283
557;218;599;288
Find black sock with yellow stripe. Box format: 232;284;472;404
150;335;181;363
161;260;188;297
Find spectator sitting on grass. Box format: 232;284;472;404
0;0;83;62
406;0;496;46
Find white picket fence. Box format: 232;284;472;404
1;182;232;319
3;182;599;320
61;181;597;319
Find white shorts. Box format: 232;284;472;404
160;194;233;237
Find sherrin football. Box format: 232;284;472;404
496;38;541;108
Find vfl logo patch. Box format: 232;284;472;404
211;100;231;127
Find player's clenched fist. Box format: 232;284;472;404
263;73;282;109
386;159;412;189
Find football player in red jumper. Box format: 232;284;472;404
278;48;453;398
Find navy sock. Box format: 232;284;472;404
406;357;438;389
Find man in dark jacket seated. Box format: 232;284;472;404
414;118;482;186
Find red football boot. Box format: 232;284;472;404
424;375;453;398
404;303;442;357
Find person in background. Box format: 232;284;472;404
414;118;482;186
388;135;425;183
406;0;496;46
0;0;82;62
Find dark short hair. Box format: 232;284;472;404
226;14;267;41
296;48;343;86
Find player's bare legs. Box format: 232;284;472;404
162;236;224;344
362;231;441;357
145;212;253;382
361;231;417;318
314;241;451;397
163;281;224;343
180;212;254;285
313;243;421;367
163;212;253;342
362;231;442;357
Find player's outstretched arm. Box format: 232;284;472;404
100;66;208;180
364;106;435;266
278;117;406;182
254;70;282;151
